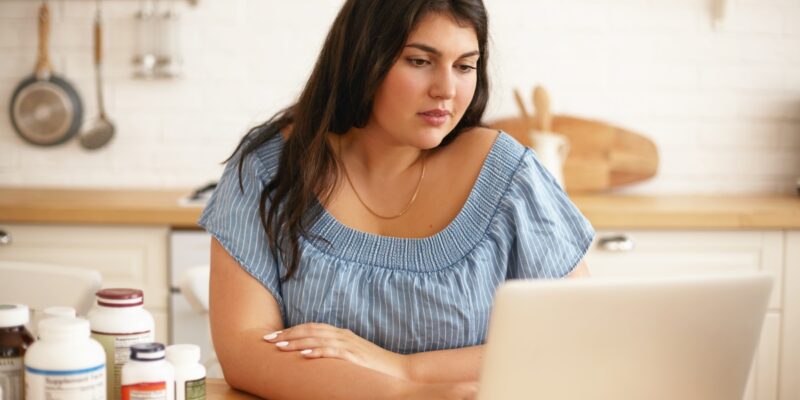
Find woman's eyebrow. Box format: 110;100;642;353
405;43;480;58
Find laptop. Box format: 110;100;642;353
477;273;773;400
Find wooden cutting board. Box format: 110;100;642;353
488;115;659;193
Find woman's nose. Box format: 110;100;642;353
429;68;457;100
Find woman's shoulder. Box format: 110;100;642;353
439;126;527;170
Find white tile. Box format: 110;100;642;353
0;20;37;49
608;63;698;90
607;1;702;32
695;121;782;150
778;122;800;149
717;2;785;34
699;65;786;91
1;0;799;192
0;1;46;19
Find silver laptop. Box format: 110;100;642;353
477;273;773;400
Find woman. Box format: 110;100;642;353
199;0;594;398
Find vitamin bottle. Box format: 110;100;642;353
121;343;174;400
0;304;34;400
32;306;77;340
166;344;206;400
42;307;76;319
24;317;105;400
88;289;155;400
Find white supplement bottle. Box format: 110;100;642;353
121;343;174;400
88;289;154;400
166;345;206;400
0;304;34;400
32;306;77;339
24;317;105;400
42;307;76;319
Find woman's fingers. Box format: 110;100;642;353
263;323;342;343
271;337;340;352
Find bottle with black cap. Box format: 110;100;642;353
121;342;174;400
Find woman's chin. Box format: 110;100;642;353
414;128;452;149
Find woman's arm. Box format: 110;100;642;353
568;260;590;278
210;238;476;400
210;237;411;399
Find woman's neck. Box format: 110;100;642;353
336;127;425;179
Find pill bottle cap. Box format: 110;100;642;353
96;288;144;307
38;317;90;341
0;304;29;328
130;342;166;361
43;306;76;318
166;344;201;364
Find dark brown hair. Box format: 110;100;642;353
228;0;490;280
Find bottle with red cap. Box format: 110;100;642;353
88;288;155;400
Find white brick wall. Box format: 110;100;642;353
0;0;798;194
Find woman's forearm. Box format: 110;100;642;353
405;345;484;383
220;327;410;400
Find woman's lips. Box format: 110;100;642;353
418;110;450;126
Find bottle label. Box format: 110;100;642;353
24;363;105;400
185;377;206;400
0;357;23;400
91;330;154;400
121;381;167;400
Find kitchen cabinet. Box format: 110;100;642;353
585;229;787;400
0;223;170;344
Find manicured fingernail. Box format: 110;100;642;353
263;331;282;340
300;349;312;355
275;341;289;347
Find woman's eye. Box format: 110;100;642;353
456;64;477;73
407;58;430;67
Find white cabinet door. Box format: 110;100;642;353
584;230;783;400
585;230;783;310
0;223;170;343
780;231;800;400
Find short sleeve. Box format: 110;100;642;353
504;150;595;279
198;150;286;319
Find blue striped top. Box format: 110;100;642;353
198;131;594;354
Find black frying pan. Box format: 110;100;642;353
9;2;83;147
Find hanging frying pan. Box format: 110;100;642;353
9;2;83;147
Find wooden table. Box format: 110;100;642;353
208;378;260;399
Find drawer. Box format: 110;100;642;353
585;230;783;310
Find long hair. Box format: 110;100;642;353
228;0;490;280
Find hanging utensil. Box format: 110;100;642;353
9;2;83;147
79;0;115;150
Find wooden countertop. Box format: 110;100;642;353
1;188;800;229
208;379;259;400
0;188;201;229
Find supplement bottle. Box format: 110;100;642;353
24;317;105;400
42;307;76;319
0;304;34;400
32;306;77;340
88;289;154;400
166;344;205;400
121;343;174;400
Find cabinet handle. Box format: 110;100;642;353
597;234;634;252
0;230;10;246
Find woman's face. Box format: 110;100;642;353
368;12;480;149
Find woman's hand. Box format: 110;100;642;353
263;323;410;380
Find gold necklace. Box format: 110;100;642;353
337;138;426;220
